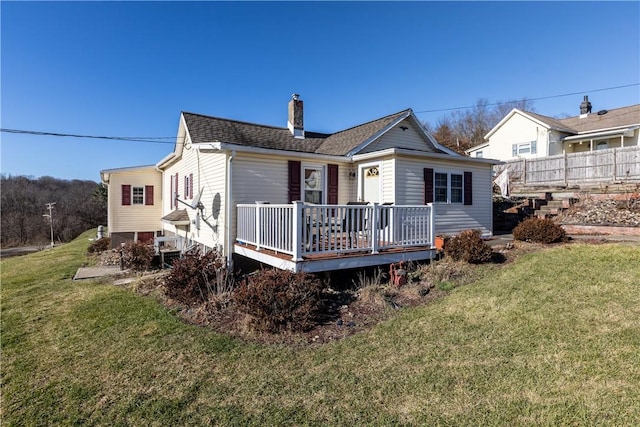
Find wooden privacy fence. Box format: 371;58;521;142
494;146;640;187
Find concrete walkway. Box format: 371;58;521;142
73;266;128;280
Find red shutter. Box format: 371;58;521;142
288;161;301;203
122;184;131;206
423;168;434;204
464;171;473;205
189;173;194;199
145;185;154;205
184;175;187;200
327;164;339;205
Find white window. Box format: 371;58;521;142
451;174;463;203
434;173;448;203
184;175;191;199
512;141;537;157
596;141;609;150
435;172;463;204
303;166;324;204
475;151;483;158
132;187;144;205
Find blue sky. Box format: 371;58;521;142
2;1;639;182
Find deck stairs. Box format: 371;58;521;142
529;193;578;219
496;192;577;230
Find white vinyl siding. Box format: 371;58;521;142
488;112;548;160
394;156;493;237
380;158;395;203
162;142;227;253
359;119;439;154
233;153;354;205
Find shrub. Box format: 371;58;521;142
121;241;155;271
164;248;230;305
444;229;493;264
233;269;324;333
513;217;566;244
87;237;111;254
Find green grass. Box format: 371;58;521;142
2;231;640;425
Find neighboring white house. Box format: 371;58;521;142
102;95;499;271
466;96;640;160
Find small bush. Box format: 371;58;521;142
233;269;324;333
513;217;566;244
165;248;230;305
444;229;493;264
121;241;155;271
87;237;111;254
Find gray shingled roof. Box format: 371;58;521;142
556;104;640;133
182;109;413;156
161;209;189;223
522;111;576;133
522;104;640;134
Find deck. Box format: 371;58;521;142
235;202;437;272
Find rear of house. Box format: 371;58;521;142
103;95;498;271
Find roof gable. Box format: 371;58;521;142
177;108;452;159
484;108;574;140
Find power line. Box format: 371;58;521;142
2;83;638;142
413;83;640;115
0;128;182;144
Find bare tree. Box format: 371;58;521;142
426;97;536;154
0;175;107;247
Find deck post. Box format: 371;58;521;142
255;202;263;250
371;203;379;254
428;203;435;247
292;201;304;261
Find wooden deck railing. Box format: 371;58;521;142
236;202;434;261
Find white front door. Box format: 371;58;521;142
361;165;380;204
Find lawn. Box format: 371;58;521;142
2;230;639;425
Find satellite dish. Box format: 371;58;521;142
211;193;221;220
190;188;204;210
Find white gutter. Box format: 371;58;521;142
353;147;501;165
563;126;638;142
194;142;348;163
156;152;178;170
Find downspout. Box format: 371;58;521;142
225;150;236;270
546;129;550;157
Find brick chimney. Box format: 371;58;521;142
288;94;304;138
580;95;592;118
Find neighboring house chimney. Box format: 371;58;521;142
580;95;592;117
288;94;304;138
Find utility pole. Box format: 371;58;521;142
43;202;56;248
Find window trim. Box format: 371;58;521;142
433;171;464;204
302;164;325;204
132;186;145;205
512;140;537;157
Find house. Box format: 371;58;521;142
466;96;640;188
467;96;639;160
99;165;163;247
102;95;498;272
